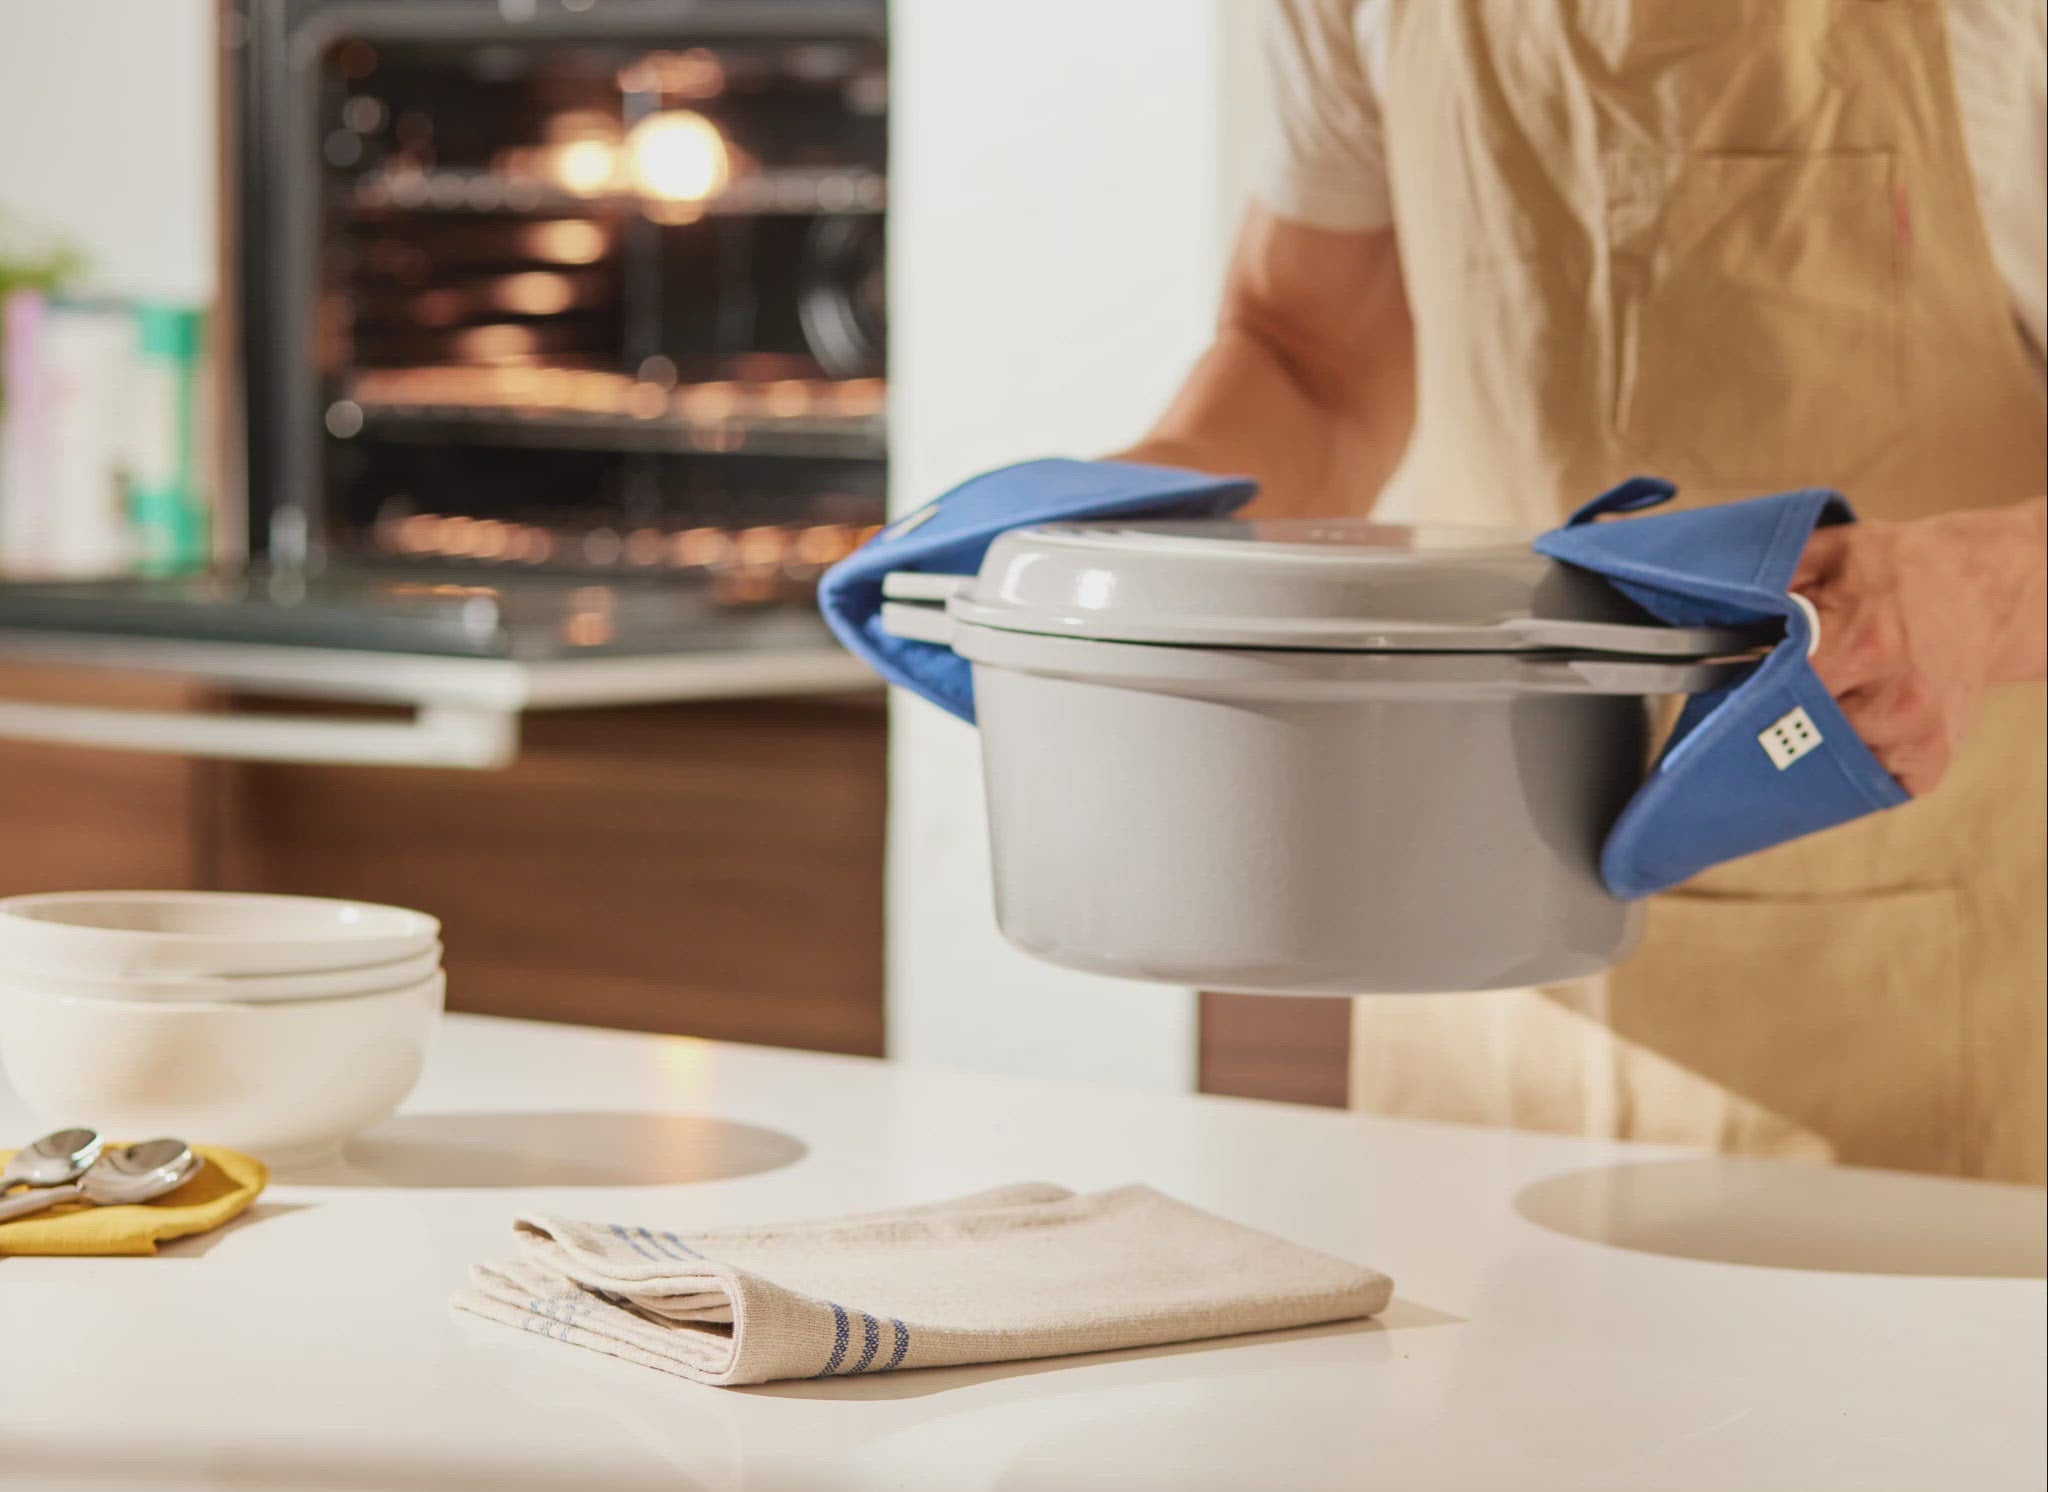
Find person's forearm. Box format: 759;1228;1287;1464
1989;496;2046;685
1113;214;1415;519
1118;324;1351;514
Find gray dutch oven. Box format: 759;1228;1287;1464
880;517;1759;996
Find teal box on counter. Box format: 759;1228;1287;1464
129;303;207;575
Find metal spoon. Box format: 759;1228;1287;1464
0;1138;200;1225
0;1127;102;1195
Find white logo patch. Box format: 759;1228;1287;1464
1759;706;1823;770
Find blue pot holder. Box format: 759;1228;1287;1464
817;457;1255;723
1535;475;1908;898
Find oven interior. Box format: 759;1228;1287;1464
239;1;888;621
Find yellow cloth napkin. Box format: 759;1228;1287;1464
0;1144;268;1256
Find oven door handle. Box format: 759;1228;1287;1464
0;699;518;769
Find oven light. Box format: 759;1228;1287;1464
493;271;577;316
454;324;541;361
673;527;732;569
555;138;618;196
521;220;607;264
644;199;705;227
624;110;729;203
735;525;787;571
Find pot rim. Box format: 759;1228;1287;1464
952;620;1753;700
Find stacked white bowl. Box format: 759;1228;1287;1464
0;891;443;1165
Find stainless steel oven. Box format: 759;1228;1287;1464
0;0;888;765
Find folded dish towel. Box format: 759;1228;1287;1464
0;1143;267;1256
453;1182;1392;1387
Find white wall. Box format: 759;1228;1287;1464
0;0;217;301
888;1;1267;1088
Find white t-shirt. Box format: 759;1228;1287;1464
1261;0;2048;364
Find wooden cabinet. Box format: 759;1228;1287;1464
0;664;216;895
1199;992;1351;1108
210;698;886;1055
0;672;886;1057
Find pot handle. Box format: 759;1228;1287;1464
877;571;972;650
879;600;958;648
881;571;974;603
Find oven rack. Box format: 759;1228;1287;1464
344;402;882;461
342;166;885;219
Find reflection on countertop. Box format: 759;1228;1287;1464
287;1109;808;1189
1516;1155;2048;1278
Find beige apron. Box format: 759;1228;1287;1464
1351;0;2048;1182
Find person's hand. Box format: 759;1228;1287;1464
1793;499;2046;795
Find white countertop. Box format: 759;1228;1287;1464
2;1013;2042;1492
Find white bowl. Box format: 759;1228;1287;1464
0;891;440;979
0;942;444;1005
0;971;443;1165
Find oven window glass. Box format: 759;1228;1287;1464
311;30;886;606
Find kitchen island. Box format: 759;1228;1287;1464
2;1012;2041;1491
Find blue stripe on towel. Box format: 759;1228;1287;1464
851;1313;882;1373
659;1230;706;1260
636;1225;693;1262
609;1222;662;1261
528;1296;573;1341
813;1303;852;1377
524;1298;554;1338
884;1319;910;1371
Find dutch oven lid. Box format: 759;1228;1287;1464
946;518;1762;656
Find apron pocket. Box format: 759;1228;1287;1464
1610;883;1962;1173
1607;149;1901;489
